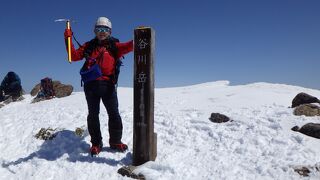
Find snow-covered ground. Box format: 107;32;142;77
1;81;320;180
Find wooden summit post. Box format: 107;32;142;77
133;27;157;166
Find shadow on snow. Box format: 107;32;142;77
2;130;132;169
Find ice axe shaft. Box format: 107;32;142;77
66;20;72;63
55;19;73;63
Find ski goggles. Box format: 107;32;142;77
94;26;111;33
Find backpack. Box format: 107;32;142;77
40;77;55;98
80;37;123;85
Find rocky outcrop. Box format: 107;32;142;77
209;113;230;123
291;123;320;139
292;92;320;108
293;104;320;116
53;83;73;98
30;80;73;98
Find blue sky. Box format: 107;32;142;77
0;0;319;91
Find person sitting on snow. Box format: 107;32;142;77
0;71;23;102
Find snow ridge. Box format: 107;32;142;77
1;81;320;179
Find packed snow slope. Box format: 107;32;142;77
1;81;320;180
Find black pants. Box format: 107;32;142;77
84;80;123;146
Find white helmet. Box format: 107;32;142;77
95;17;112;29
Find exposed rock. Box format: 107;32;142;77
118;166;145;180
0;95;24;108
292;92;320;108
30;80;73;98
293;104;320;116
54;84;73;98
209;113;230;123
294;167;311;177
291;126;300;132
75;127;85;137
14;96;25;102
35;128;58;140
2;96;13;104
291;123;320;139
31;96;53;104
30;84;41;96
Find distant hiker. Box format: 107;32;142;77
32;77;55;103
0;71;23;102
64;17;133;155
38;78;55;98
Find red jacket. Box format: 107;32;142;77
66;37;133;82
